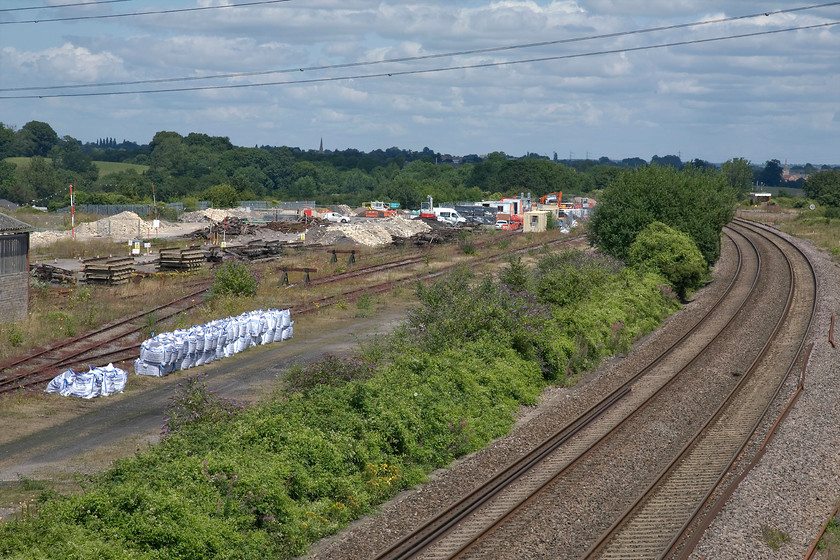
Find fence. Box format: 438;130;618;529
57;203;184;216
57;201;316;217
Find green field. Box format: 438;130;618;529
3;157;149;176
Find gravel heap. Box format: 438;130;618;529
71;211;183;242
30;230;70;248
178;208;255;223
307;217;432;247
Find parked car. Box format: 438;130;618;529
323;212;350;223
495;219;509;230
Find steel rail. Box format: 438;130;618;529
665;219;820;560
371;229;757;559
580;219;817;560
668;218;820;560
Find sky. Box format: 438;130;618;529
1;0;839;165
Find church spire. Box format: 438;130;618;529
319;138;324;153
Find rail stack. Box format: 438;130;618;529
158;247;206;272
82;256;135;285
225;239;284;261
30;263;77;284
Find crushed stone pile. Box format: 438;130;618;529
306;217;432;247
73;211;180;241
30;230;71;248
179;208;254;223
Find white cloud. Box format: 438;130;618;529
2;43;125;83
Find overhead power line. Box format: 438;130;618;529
0;0;132;12
2;1;839;94
2;20;837;100
0;0;292;24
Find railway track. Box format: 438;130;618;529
0;232;583;395
583;219;817;559
0;284;212;393
368;220;817;559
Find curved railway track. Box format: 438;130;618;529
0;232;583;395
368;219;817;560
583;219;817;559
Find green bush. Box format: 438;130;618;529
628;221;707;300
588;164;736;265
210;259;258;298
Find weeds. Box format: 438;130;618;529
161;373;243;437
284;354;375;393
760;525;790;550
818;517;840;558
355;293;373;317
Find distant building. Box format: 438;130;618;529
750;192;772;205
0;212;32;322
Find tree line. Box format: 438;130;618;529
0;120;836;211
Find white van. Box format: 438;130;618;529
433;207;467;226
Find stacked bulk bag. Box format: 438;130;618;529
134;308;293;377
45;363;128;398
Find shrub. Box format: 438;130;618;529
162;373;243;436
588;164;736;265
285;355;376;393
628;221;707;300
210;259;258;298
533;250;623;307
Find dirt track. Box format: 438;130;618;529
0;306;410;484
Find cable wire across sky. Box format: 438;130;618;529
0;0;293;24
2;1;839;95
1;17;838;100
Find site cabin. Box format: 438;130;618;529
522;210;553;233
750;192;772;205
433;207;467;226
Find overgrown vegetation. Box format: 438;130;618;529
628;221;707;300
818;516;840;559
209;259;259;299
0;249;679;558
760;525;790;550
588;164;737;266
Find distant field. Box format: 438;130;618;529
94;160;149;175
3;157;148;176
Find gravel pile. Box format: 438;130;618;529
69;211;187;242
306;217;432;247
178;208;255;223
30;230;70;248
